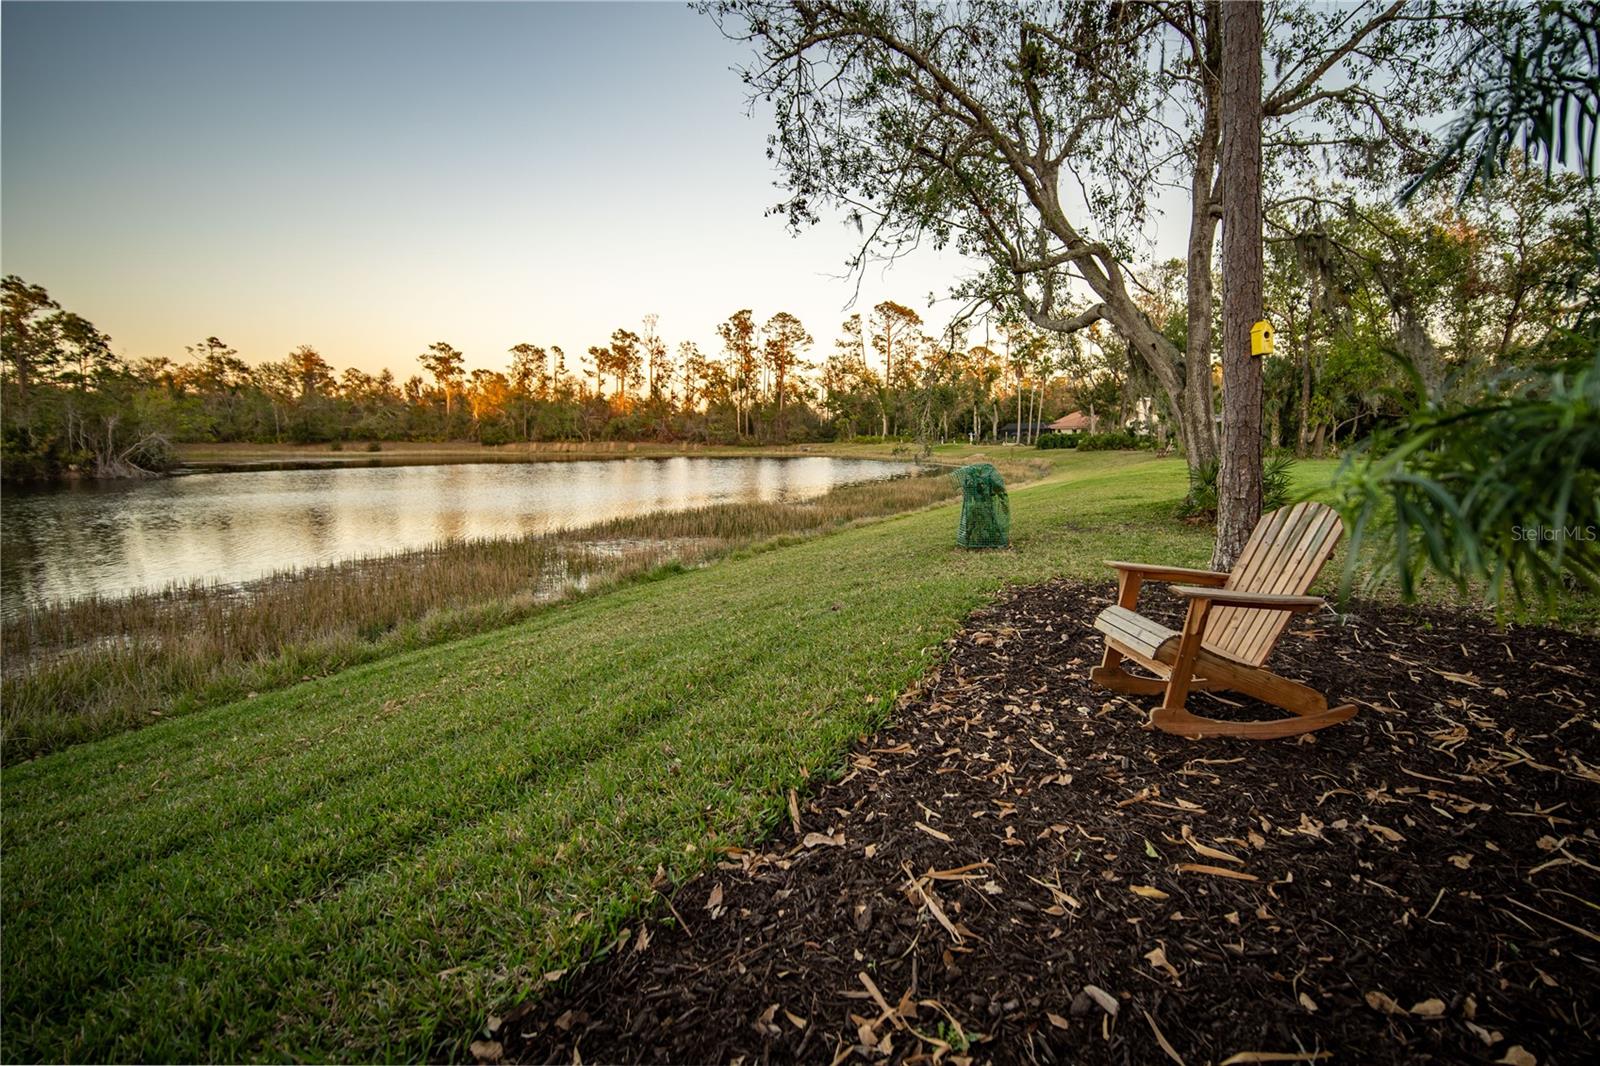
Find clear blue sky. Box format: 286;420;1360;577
2;0;985;377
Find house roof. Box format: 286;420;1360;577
1047;411;1094;431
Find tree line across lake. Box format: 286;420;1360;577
0;159;1589;482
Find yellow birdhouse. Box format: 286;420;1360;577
1250;319;1275;356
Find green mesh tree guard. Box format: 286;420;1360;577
954;463;1010;548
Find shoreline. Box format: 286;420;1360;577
5;440;1014;486
173;439;930;471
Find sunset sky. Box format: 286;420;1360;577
2;1;1174;379
1;1;976;377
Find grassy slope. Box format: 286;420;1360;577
0;449;1530;1061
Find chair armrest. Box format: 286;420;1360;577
1105;561;1230;586
1170;585;1325;612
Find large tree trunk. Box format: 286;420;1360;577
1182;58;1223;470
1214;0;1265;571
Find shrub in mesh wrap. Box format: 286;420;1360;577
954;463;1010;548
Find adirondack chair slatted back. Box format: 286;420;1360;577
1204;501;1344;666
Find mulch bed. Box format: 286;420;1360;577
489;580;1599;1066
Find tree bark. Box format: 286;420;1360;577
1214;0;1266;570
1182;33;1224;470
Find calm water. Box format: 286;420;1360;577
0;457;915;614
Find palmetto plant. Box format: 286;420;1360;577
1335;342;1600;609
1176;454;1296;524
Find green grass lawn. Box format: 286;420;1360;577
0;449;1576;1061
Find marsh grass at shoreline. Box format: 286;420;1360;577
1;459;1042;761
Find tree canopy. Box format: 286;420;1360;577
705;0;1467;476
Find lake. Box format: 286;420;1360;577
0;456;916;614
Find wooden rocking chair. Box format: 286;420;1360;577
1089;500;1356;739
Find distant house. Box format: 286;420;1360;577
998;421;1051;442
1047;410;1097;433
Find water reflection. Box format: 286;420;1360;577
0;457;914;613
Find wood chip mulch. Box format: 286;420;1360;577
488;579;1599;1066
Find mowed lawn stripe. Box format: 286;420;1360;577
4;453;1210;1061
